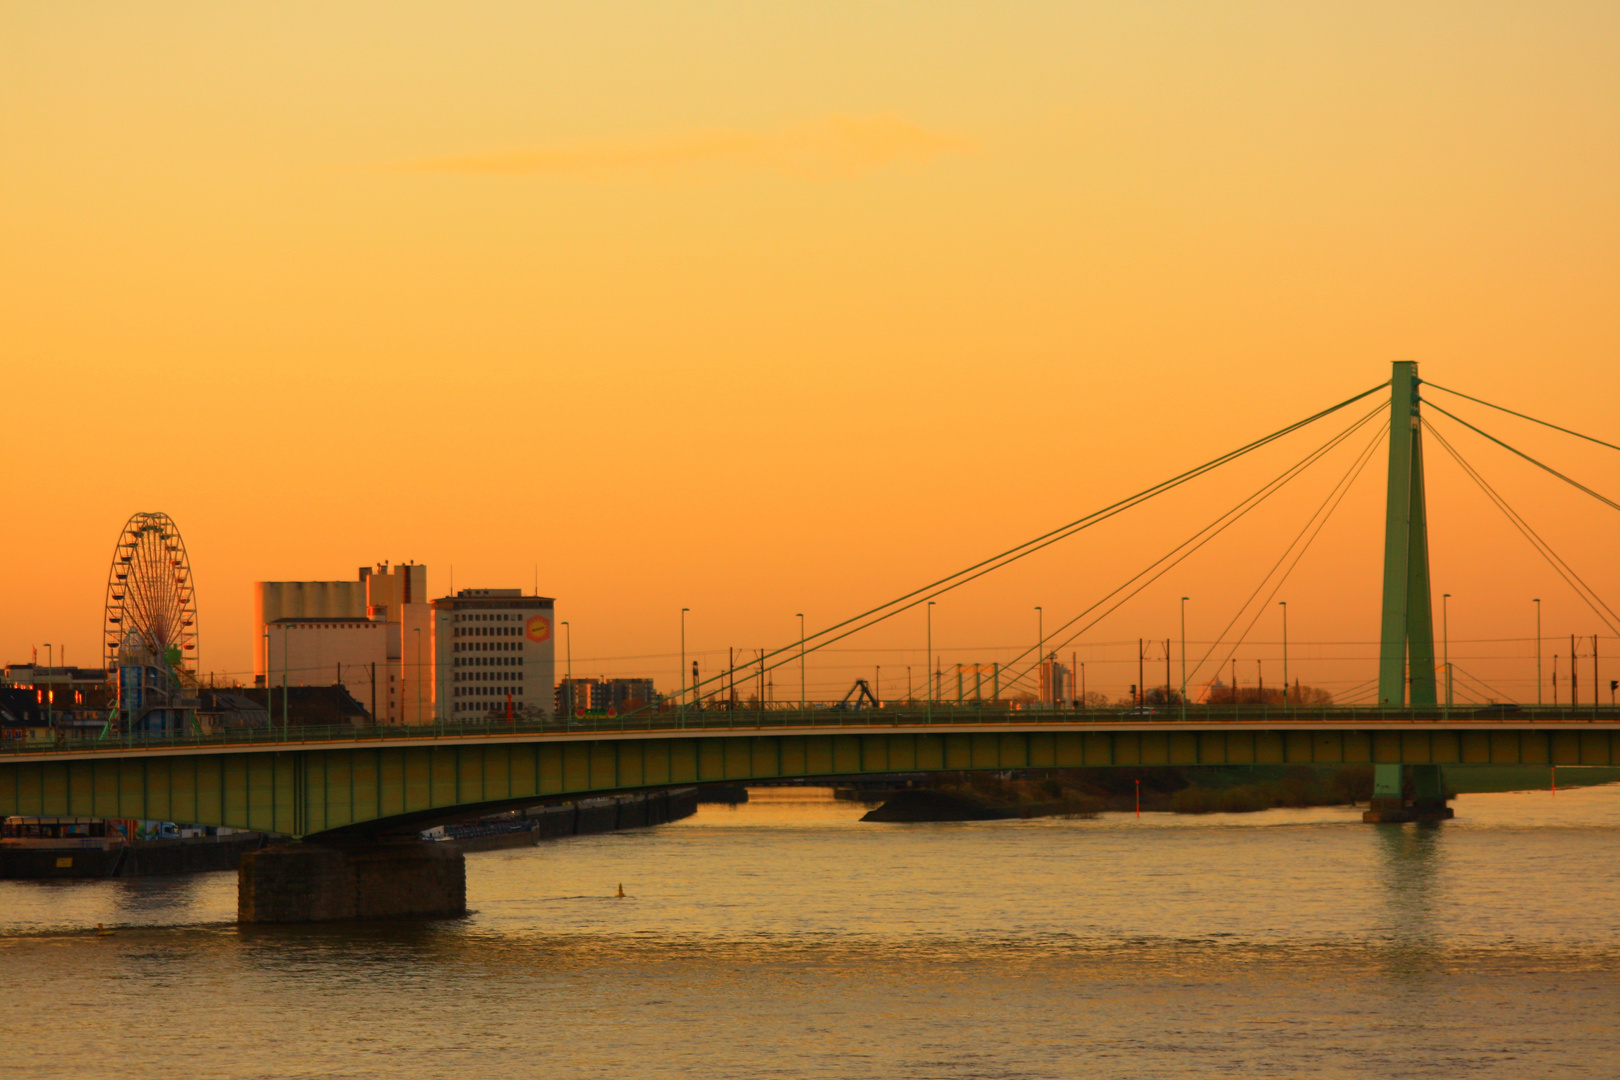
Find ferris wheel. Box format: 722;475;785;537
103;512;199;678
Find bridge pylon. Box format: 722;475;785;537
1367;361;1452;822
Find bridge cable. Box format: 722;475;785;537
1422;382;1620;454
1422;399;1620;515
973;402;1390;698
1184;416;1388;693
678;380;1392;704
1422;418;1620;637
1447;663;1515;705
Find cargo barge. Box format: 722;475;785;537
1;816;269;879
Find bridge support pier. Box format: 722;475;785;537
238;839;466;923
1363;763;1454;823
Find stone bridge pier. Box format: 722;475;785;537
239;840;466;923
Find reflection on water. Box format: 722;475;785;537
3;784;1619;1079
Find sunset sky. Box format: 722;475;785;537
3;3;1617;703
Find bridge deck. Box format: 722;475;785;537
4;709;1615;838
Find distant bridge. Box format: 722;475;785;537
3;707;1616;838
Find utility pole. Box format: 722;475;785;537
926;602;934;720
680;608;689;713
1164;639;1171;711
797;612;805;712
1278;601;1287;709
44;644;52;734
370;661;377;724
1571;634;1579;709
1138;639;1145;709
1593;634;1600;720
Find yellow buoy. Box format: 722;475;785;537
616;883;625;898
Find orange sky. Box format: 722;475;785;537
3;3;1617;703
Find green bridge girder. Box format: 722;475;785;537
4;720;1618;838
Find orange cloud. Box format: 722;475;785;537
389;113;975;181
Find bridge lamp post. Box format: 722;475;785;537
1180;598;1189;721
43;644;53;735
680;608;689;717
1277;601;1286;711
1534;599;1542;707
1035;606;1043;707
562;622;572;716
412;627;423;727
1442;593;1451;714
797;612;805;714
926;601;935;720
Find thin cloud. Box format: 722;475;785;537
389;114;974;181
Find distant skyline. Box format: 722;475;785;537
3;3;1616;702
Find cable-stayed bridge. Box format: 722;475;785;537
3;362;1616;918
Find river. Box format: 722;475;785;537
3;783;1618;1079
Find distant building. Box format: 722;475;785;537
557;677;660;716
1038;654;1071;707
255;562;430;724
432;589;556;720
263;619;387;720
1;666;114;733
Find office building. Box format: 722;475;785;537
432;589;556;719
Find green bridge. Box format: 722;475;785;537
4;709;1616;838
7;363;1610;921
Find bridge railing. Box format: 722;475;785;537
2;702;1618;756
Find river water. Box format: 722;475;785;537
4;784;1618;1079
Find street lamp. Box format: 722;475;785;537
1442;593;1451;713
412;627;422;726
797;612;806;713
1180;598;1189;720
562;621;572;715
43;644;53;734
681;608;689;712
926;601;935;719
1533;598;1542;708
1277;601;1287;710
1035;606;1043;706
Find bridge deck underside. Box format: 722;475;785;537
3;728;1615;837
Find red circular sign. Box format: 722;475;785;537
526;615;552;644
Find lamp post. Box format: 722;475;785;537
1180;598;1189;720
44;644;53;735
680;608;689;713
1277;601;1287;710
282;625;290;735
413;627;422;726
1442;593;1451;714
797;612;806;713
262;630;272;729
1533;599;1542;707
926;601;935;720
1035;606;1043;707
562;621;572;715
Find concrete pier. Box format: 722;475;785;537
1362;763;1455;823
238;840;466;923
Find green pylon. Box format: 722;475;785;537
1377;361;1438;708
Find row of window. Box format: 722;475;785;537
454;641;520;653
455;656;520;668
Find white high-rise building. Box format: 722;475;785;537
432;589;556;720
